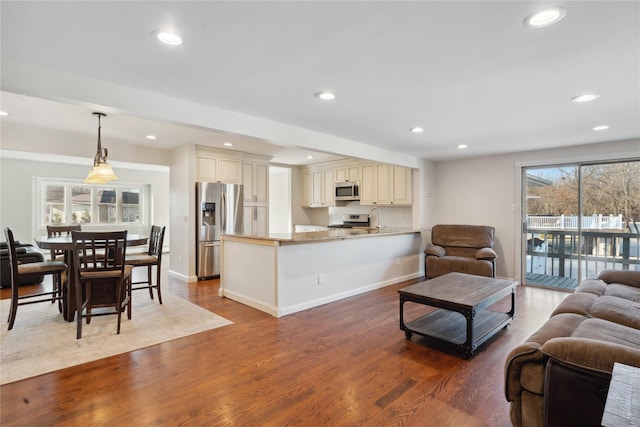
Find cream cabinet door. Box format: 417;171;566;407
219;158;240;183
311;171;323;206
393;166;412;205
301;172;312;207
360;164;376;205
243;205;268;235
254;163;269;204
322;170;335;206
375;164;393;204
242;163;255;202
197;156;218;182
335;166;360;183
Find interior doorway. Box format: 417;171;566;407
522;160;640;290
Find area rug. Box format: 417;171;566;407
0;292;232;385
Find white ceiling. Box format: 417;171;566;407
1;1;638;165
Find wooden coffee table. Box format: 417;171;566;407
398;272;517;358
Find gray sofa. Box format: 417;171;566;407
504;270;640;427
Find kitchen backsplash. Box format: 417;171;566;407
308;204;413;227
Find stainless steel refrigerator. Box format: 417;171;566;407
196;182;244;279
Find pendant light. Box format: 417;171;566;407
84;112;118;184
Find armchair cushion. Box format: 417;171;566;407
424;244;446;257
475;247;497;260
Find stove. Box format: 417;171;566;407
328;214;370;229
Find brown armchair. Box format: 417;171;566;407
424;224;497;279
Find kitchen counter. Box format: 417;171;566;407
222;227;419;245
220;228;423;317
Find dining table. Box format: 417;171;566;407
34;233;148;321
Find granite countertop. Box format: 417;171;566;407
222;227;420;244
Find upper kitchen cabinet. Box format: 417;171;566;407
392;166;412;205
242;160;269;204
335;165;361;183
301;168;335;208
361;164;412;206
196;148;241;184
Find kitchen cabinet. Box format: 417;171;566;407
219;158;241;183
361;164;411;206
196;155;240;183
243;204;268;235
197;156;218;182
335;165;360;183
242;161;268;204
242;160;269;234
302;169;334;207
392;166;412;205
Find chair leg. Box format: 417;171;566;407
7;279;19;330
156;264;163;305
147;265;154;300
76;281;84;339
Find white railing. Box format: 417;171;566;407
528;214;624;230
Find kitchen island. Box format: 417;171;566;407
220;228;423;317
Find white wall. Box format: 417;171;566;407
0;155;170;249
430;139;640;280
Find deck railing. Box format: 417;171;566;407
527;214;624;230
526;226;640;289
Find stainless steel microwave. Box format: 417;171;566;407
335;181;360;201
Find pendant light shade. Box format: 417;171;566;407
85;112;118;184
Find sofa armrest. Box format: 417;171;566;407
475;247;496;260
424;244;446;257
542;337;640;374
504;342;545;401
597;270;640;289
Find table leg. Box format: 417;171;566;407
63;250;76;322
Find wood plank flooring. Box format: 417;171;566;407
0;269;566;426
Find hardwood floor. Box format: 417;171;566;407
0;267;566;426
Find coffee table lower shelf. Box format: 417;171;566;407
402;308;512;358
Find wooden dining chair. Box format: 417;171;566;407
71;230;132;339
46;224;81;261
126;225;166;304
4;227;67;330
46;224;81;304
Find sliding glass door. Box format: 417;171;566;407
522;160;640;290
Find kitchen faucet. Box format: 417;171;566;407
369;207;381;229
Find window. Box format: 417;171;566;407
37;178;147;227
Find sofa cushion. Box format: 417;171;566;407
572;318;640;351
598;269;640;288
604;283;640;302
551;292;597;317
589;295;640;329
574;278;607;296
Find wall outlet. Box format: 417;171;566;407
317;274;324;284
395;258;401;267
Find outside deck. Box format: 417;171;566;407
526;215;639;290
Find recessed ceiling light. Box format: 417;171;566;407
410;127;424;133
146;135;157;140
0;111;8;116
223;142;233;147
306;155;314;160
592;125;611;131
315;92;336;101
524;7;567;28
571;93;600;103
154;31;182;46
457;144;468;150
